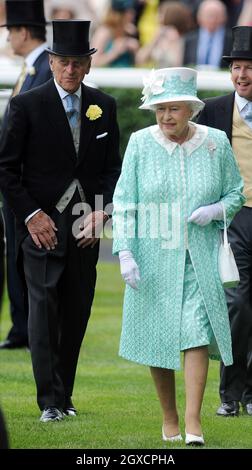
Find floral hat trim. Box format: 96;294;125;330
140;69;204;111
141;69;166;103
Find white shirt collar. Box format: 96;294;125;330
54;79;82;101
235;91;251;112
150;122;208;156
25;42;47;68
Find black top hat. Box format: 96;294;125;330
223;26;252;63
45;20;97;57
1;0;47;28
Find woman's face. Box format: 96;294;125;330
155;101;192;140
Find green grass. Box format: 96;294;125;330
0;261;251;449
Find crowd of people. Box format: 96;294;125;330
1;1;252;68
0;0;251;449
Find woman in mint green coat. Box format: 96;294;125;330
113;67;245;446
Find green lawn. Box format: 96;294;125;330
0;261;251;449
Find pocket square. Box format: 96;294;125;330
96;132;108;139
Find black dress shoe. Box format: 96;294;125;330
242;403;252;416
216;401;239;417
40;407;64;422
64;398;77;417
0;339;29;349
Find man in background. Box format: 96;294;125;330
0;0;51;350
198;26;252;417
183;0;232;69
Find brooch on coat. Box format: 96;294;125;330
86;104;103;121
207;140;216;155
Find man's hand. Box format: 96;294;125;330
27;210;58;249
75;211;108;248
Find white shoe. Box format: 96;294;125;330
185;432;204;446
162;426;183;442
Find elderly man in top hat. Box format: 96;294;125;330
0;19;121;422
198;25;252;417
0;0;52;351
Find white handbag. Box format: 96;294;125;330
218;202;240;288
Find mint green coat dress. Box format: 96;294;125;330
113;123;245;370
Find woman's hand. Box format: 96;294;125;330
188;202;223;226
119;250;140;289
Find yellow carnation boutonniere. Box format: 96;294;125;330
86;104;103;121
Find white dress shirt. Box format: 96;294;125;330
25;42;48;70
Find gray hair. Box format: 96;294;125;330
188;101;205;119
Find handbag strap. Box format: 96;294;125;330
220;201;228;247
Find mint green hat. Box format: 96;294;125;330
139;67;204;118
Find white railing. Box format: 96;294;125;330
0;89;10;116
89;67;233;91
0;59;233;116
0;57;233;89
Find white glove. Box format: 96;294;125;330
188;202;223;226
119;250;140;289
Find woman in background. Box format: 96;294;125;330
136;1;193;67
92;4;139;67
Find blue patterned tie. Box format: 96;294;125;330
244;101;252;122
66;94;79;128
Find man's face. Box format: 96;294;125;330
231;60;252;101
197;1;227;33
7;26;26;55
49;55;91;93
